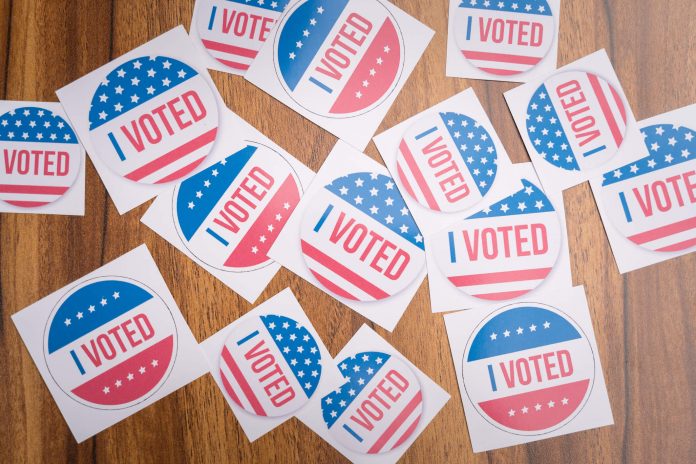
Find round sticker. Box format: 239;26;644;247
43;277;178;410
219;314;323;417
88;55;220;185
0;106;82;208
300;171;425;302
454;0;555;77
396;111;499;212
526;71;627;172
196;0;290;72
173;142;302;272
434;179;561;300
462;303;595;435
599;123;696;253
321;351;423;454
274;0;405;118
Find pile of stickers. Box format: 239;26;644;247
4;0;694;458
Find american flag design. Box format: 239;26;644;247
219;314;323;417
454;0;554;76
599;123;696;253
526;71;628;172
274;0;404;117
434;179;560;300
300;171;425;302
88;55;219;185
43;277;178;409
0;106;81;208
462;304;594;434
196;0;289;72
396;111;499;213
173;142;301;272
321;351;422;454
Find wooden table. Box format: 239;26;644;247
1;1;695;462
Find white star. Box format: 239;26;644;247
76;312;83;320
289;52;296;60
400;224;409;233
522;406;529;413
115;85;124;95
543;321;551;329
613;169;622;178
162;78;171;87
508;409;515;416
114;103;123;112
529;324;537;332
188;201;195;209
535;403;542;411
490;332;497;340
503;330;510;337
116;69;126;78
64;318;71;326
516;327;524;335
146;85;155;95
354;195;363;205
88;305;95;313
103;386;110;394
100;298;107;306
130;94;140;103
385;215;394;224
518;202;527;212
147;68;156;77
139;366;146;374
562;397;569;405
177;69;187;79
162;60;172;69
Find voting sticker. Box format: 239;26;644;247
195;0;289;73
274;0;404;118
88;55;220;185
396;111;498;213
434;179;561;301
526;71;627;172
598;123;696;253
173;142;302;272
454;0;555;77
0;106;81;208
321;351;422;454
299;171;425;302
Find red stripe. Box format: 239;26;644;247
462;50;542;65
155;155;207;184
0;184;69;194
219;369;243;407
301;240;390;300
392;414;421;449
472;289;530;301
125;128;217;182
448;267;552;287
368;391;422;454
656;236;696;252
216;58;250;71
310;270;358;300
609;85;627;124
398;139;440;211
587;73;623;147
5;200;49;208
396;162;417;200
628;216;696;245
201;39;258;59
221;346;266;416
478;67;523;76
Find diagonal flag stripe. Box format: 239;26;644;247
368;391;422;453
221;345;266;416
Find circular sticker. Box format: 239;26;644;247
454;0;555;77
196;0;290;72
43;277;178;410
219;314;322;417
599;123;696;253
434;179;561;300
462;303;595;435
274;0;405;118
300;171;425;302
526;71;627;172
0;106;82;208
88;55;220;185
396;111;499;212
173;142;302;272
321;351;422;454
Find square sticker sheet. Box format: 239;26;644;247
443;285;613;452
588;104;696;273
299;324;450;463
505;49;646;193
0;100;85;216
244;0;435;151
373;88;516;238
141;108;314;303
426;162;572;312
11;244;208;443
268;140;427;332
446;0;561;83
57;26;228;214
199;288;343;442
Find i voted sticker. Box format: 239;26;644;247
435;179;560;300
219;314;322;417
274;0;404;118
599;124;696;253
173;142;302;272
321;351;422;454
526;71;627;172
462;303;594;435
89;55;220;184
396;111;498;212
0;106;81;208
300;172;425;302
454;0;555;76
43;277;178;409
196;0;289;72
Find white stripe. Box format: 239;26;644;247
396;157;432;209
303;252;374;301
380;395;422;452
204;47;256;69
637;225;696;251
600;78;627;135
219;359;254;412
0;192;63;203
463;58;533;73
455;278;544;298
135;137;214;184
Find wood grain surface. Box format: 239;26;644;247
1;0;695;462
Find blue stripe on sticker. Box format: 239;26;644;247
237;330;260;346
314;204;334;232
415;126;438;140
208;6;218;30
108;132;126;161
487;364;497;391
448;231;456;263
70;350;86;375
308;77;333;94
206;228;230;246
342;424;364;442
466;16;472;40
618;191;633;223
584;145;607;157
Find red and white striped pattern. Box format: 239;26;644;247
448;267;553;301
628;216;696;252
397;139;442;211
0;183;71;208
201;39;258;72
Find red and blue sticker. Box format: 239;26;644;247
43;277;178;409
